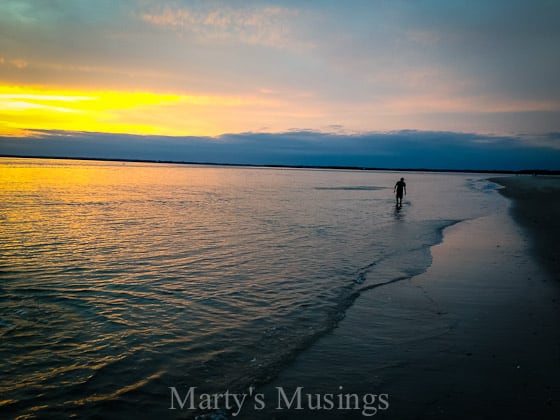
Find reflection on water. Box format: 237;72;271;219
0;158;499;418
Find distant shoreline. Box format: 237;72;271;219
2;154;559;175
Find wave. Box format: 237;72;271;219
173;219;462;396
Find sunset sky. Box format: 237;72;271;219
1;0;559;169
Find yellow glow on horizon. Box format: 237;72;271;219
0;85;189;136
0;85;284;137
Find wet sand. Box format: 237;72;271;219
240;176;560;419
490;175;560;280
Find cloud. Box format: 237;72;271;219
518;132;560;150
0;56;28;68
1;1;559;137
395;0;560;102
142;5;313;50
1;129;559;171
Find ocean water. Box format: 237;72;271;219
0;158;502;418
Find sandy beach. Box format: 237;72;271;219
239;175;560;419
491;176;560;281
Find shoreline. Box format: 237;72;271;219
240;177;560;419
2;154;558;175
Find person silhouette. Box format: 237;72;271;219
394;177;406;208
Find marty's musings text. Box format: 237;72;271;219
170;386;390;416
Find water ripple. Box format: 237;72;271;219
0;159;501;418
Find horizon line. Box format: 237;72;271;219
2;154;558;176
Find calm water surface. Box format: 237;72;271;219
0;158;500;418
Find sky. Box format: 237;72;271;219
1;0;559;169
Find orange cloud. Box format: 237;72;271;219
0;56;29;69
